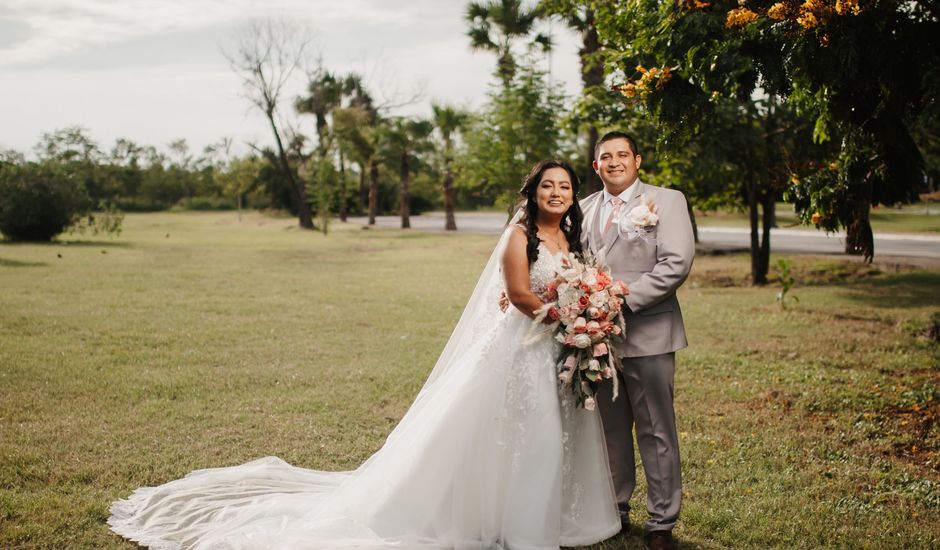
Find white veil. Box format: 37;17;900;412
419;208;524;389
108;208;543;549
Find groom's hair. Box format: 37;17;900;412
595;131;639;159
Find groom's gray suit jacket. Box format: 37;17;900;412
580;180;695;358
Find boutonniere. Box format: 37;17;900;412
614;194;658;242
626;194;659;229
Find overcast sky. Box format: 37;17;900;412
0;0;582;157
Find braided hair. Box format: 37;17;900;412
516;160;584;264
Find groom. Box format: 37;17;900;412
580;132;695;550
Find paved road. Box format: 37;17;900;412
348;212;940;262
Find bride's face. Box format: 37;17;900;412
535;167;574;219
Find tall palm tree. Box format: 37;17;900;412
380;117;434;229
298;71;380;223
333;106;380;224
432;103;469;231
337;73;379;215
465;0;551;87
296;68;346;154
540;1;604;192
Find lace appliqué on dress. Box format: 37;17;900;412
503;244;561;472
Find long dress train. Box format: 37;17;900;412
108;231;620;550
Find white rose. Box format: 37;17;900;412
628;205;652;227
573;334;592;349
589;291;608;308
558;286;581;308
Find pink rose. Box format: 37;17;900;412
573;317;587;333
593;342;609;357
563;355;578;370
544;281;558;301
584;397;596;411
547;307;561;321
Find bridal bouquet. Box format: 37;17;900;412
532;254;628;410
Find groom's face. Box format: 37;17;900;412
593;138;641;193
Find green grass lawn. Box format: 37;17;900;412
695;202;940;234
1;212;937;549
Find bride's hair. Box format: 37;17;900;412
516;159;584;264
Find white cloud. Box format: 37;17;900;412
0;1;584;154
0;0;411;65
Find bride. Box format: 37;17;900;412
109;160;621;549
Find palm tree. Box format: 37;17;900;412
298;71;380;223
296;68;346;154
380;117;434;229
333;106;380;224
432;103;469;231
540;1;604;192
465;0;551;87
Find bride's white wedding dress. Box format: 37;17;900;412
109;224;620;550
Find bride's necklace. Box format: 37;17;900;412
537;226;568;253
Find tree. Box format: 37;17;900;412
34;126;108;201
215;156;262;221
589;0;939;262
225;19;316;229
0;161;88;241
296;67;346;154
298;70;382;224
457;59;566;207
431;103;469;230
540;0;605;192
380;117;434;229
465;0;552;87
334;106;381;224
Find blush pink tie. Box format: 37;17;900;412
603;197;625;235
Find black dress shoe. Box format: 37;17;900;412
645;530;675;550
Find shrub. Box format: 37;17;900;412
0;162;89;241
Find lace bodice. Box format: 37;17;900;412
529;242;563;298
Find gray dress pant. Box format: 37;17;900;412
596;352;681;533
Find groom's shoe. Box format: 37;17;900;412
645;530;675;550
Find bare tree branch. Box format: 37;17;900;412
222;18;318;229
